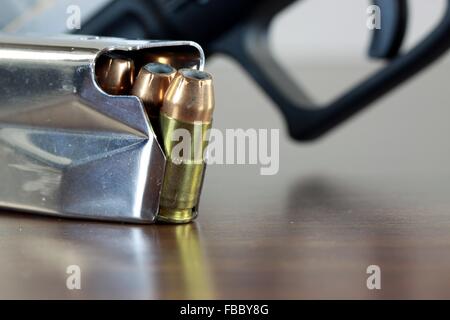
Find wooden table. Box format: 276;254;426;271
1;58;450;299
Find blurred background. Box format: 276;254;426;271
0;0;447;62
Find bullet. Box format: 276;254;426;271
158;68;214;223
131;62;176;136
95;52;135;95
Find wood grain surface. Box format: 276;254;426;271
1;58;450;299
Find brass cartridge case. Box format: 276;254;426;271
158;69;214;223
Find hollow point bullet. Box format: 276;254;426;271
131;62;176;136
96;52;135;95
157;68;214;223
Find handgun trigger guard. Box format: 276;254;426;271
212;1;450;141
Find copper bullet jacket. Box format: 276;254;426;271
161;69;214;124
96;52;135;95
131;62;177;117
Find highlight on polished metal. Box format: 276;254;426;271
158;69;215;224
0;34;206;224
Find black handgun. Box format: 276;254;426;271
79;0;450;141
